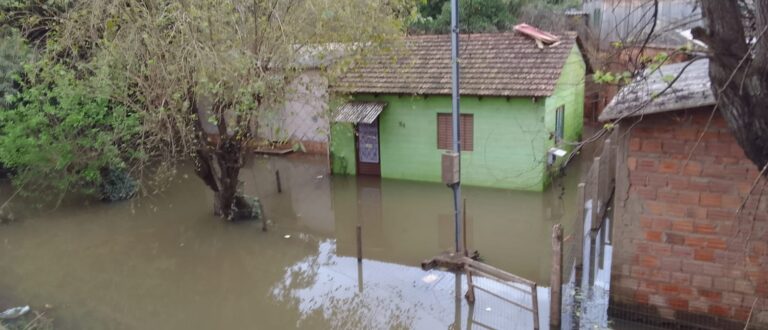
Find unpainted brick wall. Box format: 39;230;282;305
611;107;768;327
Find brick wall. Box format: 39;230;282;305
611;108;768;328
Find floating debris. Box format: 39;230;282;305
283;235;291;239
421;274;440;284
0;306;30;320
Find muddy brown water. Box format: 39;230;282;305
0;154;586;329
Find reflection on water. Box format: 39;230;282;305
0;154;585;329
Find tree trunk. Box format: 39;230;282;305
694;0;768;170
195;137;243;220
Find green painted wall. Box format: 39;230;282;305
330;122;356;175
544;45;586;171
330;45;585;191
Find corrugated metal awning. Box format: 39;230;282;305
334;102;387;124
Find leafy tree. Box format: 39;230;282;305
1;0;411;219
0;61;139;197
0;28;29;109
410;0;517;34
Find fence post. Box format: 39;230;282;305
591;156;602;231
550;224;563;330
532;283;540;330
275;170;282;193
356;224;363;263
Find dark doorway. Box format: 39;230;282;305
356;120;381;177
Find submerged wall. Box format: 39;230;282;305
331;94;550;190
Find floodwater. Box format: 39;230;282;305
0;153;587;329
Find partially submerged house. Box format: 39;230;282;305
330;31;586;191
601;59;768;328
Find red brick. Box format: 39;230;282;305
675;128;699;140
668;176;689;189
637;158;659;172
678;191;700;205
687;206;708;220
670;272;691;285
665;232;685;245
663;140;686;153
708;208;736;221
699;289;722;302
706;238;727;250
629;172;647;185
706;142;732;156
646;231;663;242
668;297;689;310
645;201;665;215
659;257;681;271
639;255;659;268
689;177;710;191
708;180;735;193
683;162;703;176
629;138;641;151
708;304;731;317
665;203;687;218
657;190;677;203
634;291;650;304
694;248;715;262
735;280;755;294
653;218;672;230
692;275;712;288
693;222;717;234
713;278;734;291
642;140;663;153
672;245;694;257
721;195;743;209
659;160;679;173
672;220;694;232
700;193;722;207
685;236;707;247
647;174;668;187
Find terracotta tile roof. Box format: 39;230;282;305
334;31;578;97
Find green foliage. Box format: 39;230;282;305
409;0;580;34
410;0;517;34
0;28;29;109
0;61;140;197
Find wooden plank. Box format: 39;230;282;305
591;156;602;231
549;224;564;330
253;148;294;155
532;283;540;330
466;268;531;295
463;257;536;286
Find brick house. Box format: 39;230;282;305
600;59;768;328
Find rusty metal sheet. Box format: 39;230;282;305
333;102;387;124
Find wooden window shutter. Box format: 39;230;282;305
437;113;473;151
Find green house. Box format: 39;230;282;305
330;32;586;191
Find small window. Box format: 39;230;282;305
437;113;473;151
555;106;565;143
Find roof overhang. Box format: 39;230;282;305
334;102;387;124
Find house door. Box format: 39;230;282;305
356;120;381;176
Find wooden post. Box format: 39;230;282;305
275;170;282;193
356;224;363;263
262;216;268;232
463;199;468;257
464;266;476;304
591;157;602;231
550;224;563;330
532;283;540;330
